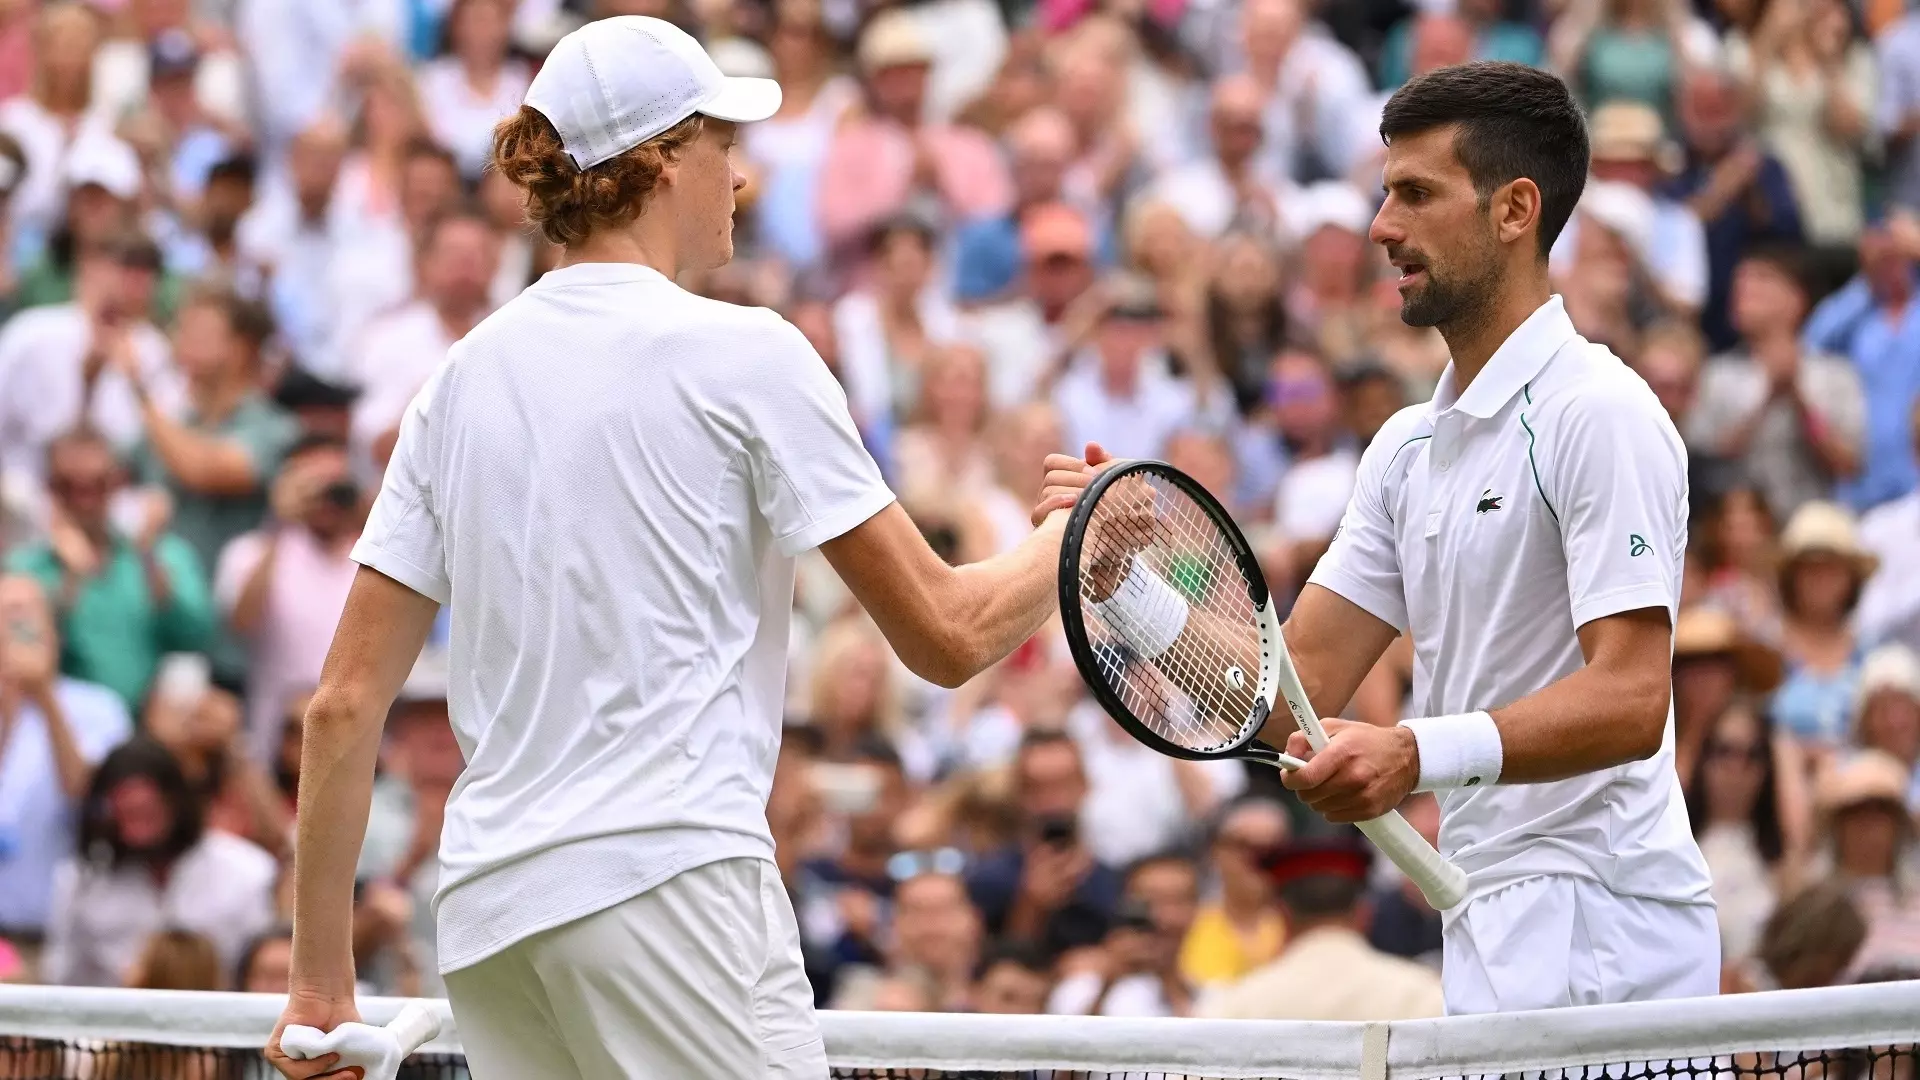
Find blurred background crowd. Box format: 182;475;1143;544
0;0;1918;1025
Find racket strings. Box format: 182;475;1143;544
1076;472;1266;754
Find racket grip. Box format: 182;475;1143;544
1355;811;1468;910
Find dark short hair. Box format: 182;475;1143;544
1276;874;1368;919
1737;244;1812;298
77;737;205;869
181;282;276;350
1122;849;1197;890
416;203;495;257
1379;62;1590;257
973;939;1053;981
285;431;349;462
207;154;258;189
404;136;459;172
233;923;296;989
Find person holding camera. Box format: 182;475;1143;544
965;729;1124;960
214;432;365;764
1047;853;1200;1017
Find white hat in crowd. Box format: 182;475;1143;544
1291;181;1374;240
524;15;782;171
64;133;143;201
1857;643;1920;715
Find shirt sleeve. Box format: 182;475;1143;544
350;363;452;605
1306;419;1412;633
725;312;896;558
1543;376;1687;629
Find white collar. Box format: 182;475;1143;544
1430;295;1577;420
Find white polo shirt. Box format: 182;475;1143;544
352;261;896;974
1309;296;1712;913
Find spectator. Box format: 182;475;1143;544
1376;0;1543;91
1671;607;1787;783
1730;0;1877;250
214;433;363;764
831;215;959;442
1195;835;1444;1020
793;743;915;997
1688;247;1865;521
1285;183;1377;368
0;233;179;488
1803;216;1920;514
271;367;361;445
92;3;248;143
958;202;1101;413
1180;797;1289;988
815;10;1011;271
1852;644;1920;812
1232;0;1373;189
165;154;266;294
1881;2;1920;214
1810;750;1920;975
17;133;175;318
144;674;289;856
1856;399;1920;654
1556;102;1709;320
117;31;238;234
966;729;1124;958
123;927;222;991
1051;274;1227;461
1264;351;1357;594
1633;318;1705;433
893;344;995;507
1690;477;1785;638
0;573;130;971
417;0;532;181
1665;66;1804;352
1685;704;1807;966
1548;0;1706;119
238;114;351;379
1146;75;1289;243
952;107;1105;307
131;283;300;582
42;736;276;986
4;427;215;710
0;2;113;247
1048;853;1199;1016
1755;878;1866;990
884;866;981;1012
968;940;1054;1013
1202;232;1288;416
235;0;405;163
1772;501;1875;748
743;0;862;271
234;923;295;993
344;208;500;471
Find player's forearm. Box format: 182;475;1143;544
1484;654;1670;784
288;691;385;991
925;515;1067;687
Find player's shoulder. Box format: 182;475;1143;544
1358;403;1435;475
1529;337;1676;437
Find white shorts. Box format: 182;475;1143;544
1442;875;1719;1016
442;857;828;1080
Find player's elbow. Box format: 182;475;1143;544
900;631;990;689
1618;675;1672;762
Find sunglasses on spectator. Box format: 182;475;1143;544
49;474;114;497
887;847;966;883
1268;377;1328;405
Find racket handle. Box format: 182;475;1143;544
1355;811;1469;910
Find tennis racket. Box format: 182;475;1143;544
1057;459;1469;911
281;1002;442;1080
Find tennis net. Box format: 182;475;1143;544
0;982;1916;1080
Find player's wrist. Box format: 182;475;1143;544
1087;557;1188;658
1398;711;1503;792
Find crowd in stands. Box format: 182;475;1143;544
0;0;1918;1023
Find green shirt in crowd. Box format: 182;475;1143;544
134;392;301;684
5;532;217;712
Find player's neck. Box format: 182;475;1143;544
1440;271;1552;392
559;218;680;280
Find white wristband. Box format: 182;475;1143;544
1088;557;1190;659
1400;711;1503;792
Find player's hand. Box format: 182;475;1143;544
1031;442;1116;526
266;986;363;1079
1281;718;1420;824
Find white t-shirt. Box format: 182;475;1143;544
0;305;181;485
352;261;896;974
415;58;533;178
1052;349;1227;463
1308;296;1712;912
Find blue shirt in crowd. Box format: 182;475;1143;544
1803;276;1920;513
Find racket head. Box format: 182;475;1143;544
1058;459;1276;761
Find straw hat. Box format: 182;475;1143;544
1814;749;1914;818
1672;606;1786;693
857;10;933;72
1778;500;1879;578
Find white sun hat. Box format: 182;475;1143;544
524;16;782;171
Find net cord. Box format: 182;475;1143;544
2;982;1916;1080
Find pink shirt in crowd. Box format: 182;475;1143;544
215;526;361;764
816;117;1013;256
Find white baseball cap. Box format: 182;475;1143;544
524;16;782;172
65;133;143;200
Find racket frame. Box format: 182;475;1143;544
1059;458;1468;911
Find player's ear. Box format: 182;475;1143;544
1493;178;1541;249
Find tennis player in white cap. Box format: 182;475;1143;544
267;17;1079;1079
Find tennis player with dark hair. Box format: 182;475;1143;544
1039;61;1717;1015
266;17;1078;1080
